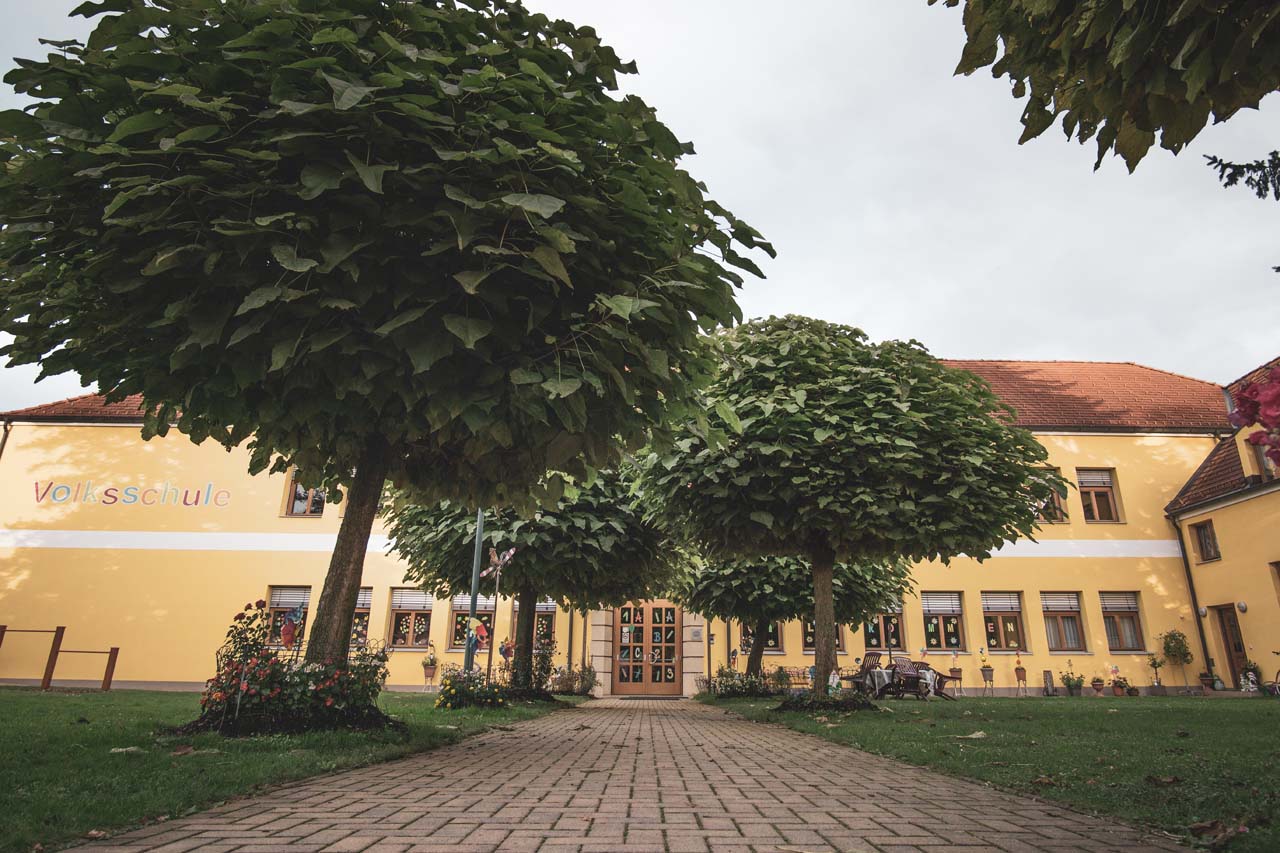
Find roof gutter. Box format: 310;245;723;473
1170;516;1215;680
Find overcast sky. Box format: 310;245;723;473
1;1;1276;411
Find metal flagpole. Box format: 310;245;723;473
463;508;484;672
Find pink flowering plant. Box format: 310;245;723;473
194;601;390;735
1230;367;1280;467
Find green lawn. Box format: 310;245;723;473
707;695;1280;851
1;687;583;853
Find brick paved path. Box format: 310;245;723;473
84;698;1180;853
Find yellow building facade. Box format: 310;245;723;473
1166;360;1280;691
0;359;1270;696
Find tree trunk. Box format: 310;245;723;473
303;436;391;665
745;616;769;677
512;582;538;690
810;542;838;696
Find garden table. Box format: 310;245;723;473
865;666;937;698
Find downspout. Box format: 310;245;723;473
566;608;575;672
1171;515;1214;679
0;420;12;464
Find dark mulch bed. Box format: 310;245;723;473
776;693;876;713
173;705;406;737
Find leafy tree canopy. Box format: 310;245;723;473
386;469;680;609
644;315;1061;565
929;0;1280;171
675;555;912;629
0;0;771;507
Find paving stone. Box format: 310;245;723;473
76;699;1181;853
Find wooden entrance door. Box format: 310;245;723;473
1214;606;1248;688
612;600;683;696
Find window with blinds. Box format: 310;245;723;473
351;586;373;647
921;592;963;614
1076;468;1121;522
267;586;310;643
391;589;433;611
1100;592;1144;651
450;595;495;649
514;597;558;613
921;592;965;650
981;592;1025;650
1041;592;1084;652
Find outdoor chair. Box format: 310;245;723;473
920;663;958;700
882;660;932;700
840;652;882;692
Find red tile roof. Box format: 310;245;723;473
2;360;1231;433
1227;355;1280;397
1;392;145;423
942;360;1229;433
1165;433;1249;514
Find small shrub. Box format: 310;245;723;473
1160;630;1194;666
576;664;597;696
435;665;506;710
708;666;783;698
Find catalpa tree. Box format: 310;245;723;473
928;0;1280;171
645;316;1060;693
675;555;912;677
386;470;679;689
0;0;769;663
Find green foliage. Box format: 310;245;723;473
1160;629;1195;666
644;316;1061;564
195;601;391;734
435;665;506;709
675;555;912;628
929;1;1280;171
387;470;679;609
0;0;771;507
705;666;783;698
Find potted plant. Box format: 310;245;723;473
1013;652;1027;684
1090;675;1106;695
1241;659;1263;691
1059;661;1085;696
978;648;994;685
948;649;963;682
421;642;439;688
1126;685;1140;697
1198;671;1215;691
1110;676;1129;697
1147;653;1167;696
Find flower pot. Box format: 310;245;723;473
1014;666;1027;683
1198;674;1215;691
422;665;437;679
1090;678;1105;695
980;666;994;683
1111;685;1125;697
1126;687;1140;697
949;667;963;680
1066;684;1081;696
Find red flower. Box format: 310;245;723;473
325;697;334;707
255;599;267;609
244;602;252;611
233;612;246;622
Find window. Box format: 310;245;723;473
740;621;783;654
1036;470;1068;522
268;586;310;644
1256;445;1278;482
390;588;433;648
350;587;372;647
863;602;904;651
450;595;495;649
802;621;845;652
285;470;325;517
1041;592;1085;652
1077;468;1120;522
922;592;966;651
514;599;557;646
1100;592;1145;652
981;592;1025;651
1191;520;1221;562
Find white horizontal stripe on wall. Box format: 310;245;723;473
0;529;1182;559
991;538;1181;558
0;529;391;552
